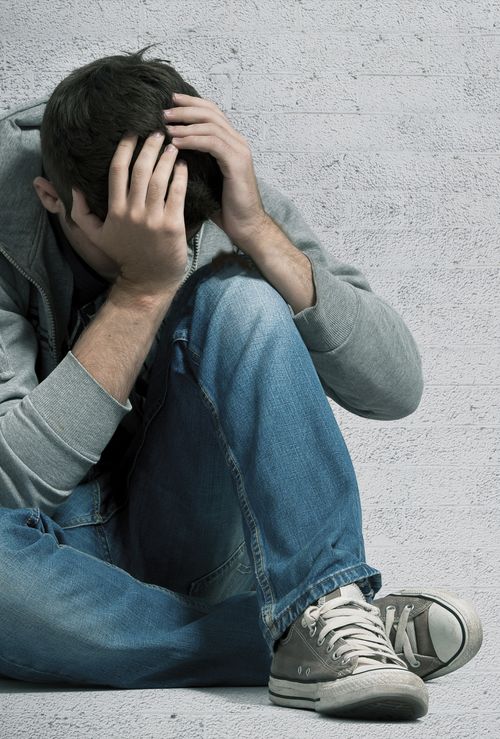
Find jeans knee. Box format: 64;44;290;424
193;258;293;332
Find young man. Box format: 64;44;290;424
0;45;482;719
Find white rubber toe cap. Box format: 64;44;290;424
428;602;464;663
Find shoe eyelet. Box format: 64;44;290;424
326;645;332;653
332;651;339;660
412;659;421;668
305;667;311;676
341;658;348;665
309;626;317;637
317;638;324;647
301;619;306;628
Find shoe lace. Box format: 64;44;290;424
302;597;407;668
384;604;421;668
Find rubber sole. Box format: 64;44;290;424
268;668;429;720
378;588;484;680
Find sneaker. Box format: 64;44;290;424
268;583;429;720
374;587;483;680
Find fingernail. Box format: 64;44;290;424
152;130;165;138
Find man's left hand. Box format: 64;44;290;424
163;92;270;250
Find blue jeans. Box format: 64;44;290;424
0;256;382;689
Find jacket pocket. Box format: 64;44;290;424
0;336;15;381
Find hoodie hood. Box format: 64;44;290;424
0;98;75;360
0;97;203;363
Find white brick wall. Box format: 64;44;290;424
0;1;498;734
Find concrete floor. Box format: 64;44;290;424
0;659;497;739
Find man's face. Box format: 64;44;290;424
32;174;204;283
58;211;202;283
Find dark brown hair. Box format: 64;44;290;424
40;43;223;231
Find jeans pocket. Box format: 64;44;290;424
50;467;122;528
187;539;256;606
50;479;101;528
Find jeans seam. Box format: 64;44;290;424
186;344;201;365
56;480;103;528
0;652;85;684
94;520;113;564
194;374;277;624
123;337;181;496
123;321;196;499
189;539;248;593
55;544;214;612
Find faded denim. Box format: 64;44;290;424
0;257;381;689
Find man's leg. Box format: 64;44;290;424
0;254;375;691
0;495;272;688
112;255;382;655
98;255;481;691
106;255;427;719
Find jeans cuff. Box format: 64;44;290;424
262;564;382;656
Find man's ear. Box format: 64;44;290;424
32;176;64;215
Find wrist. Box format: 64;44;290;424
235;214;277;256
110;277;181;309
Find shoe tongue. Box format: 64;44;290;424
317;583;366;605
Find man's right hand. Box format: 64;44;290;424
71;130;189;298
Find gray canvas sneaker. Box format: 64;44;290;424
269;583;428;720
374;588;483;681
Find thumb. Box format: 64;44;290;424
71;188;103;242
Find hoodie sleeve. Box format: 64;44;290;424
0;272;132;514
257;177;424;420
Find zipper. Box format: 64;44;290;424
0;222;204;365
181;223;203;286
0;242;58;365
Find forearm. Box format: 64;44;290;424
232;176;424;420
0;280;180;514
236;204;422;420
72;280;180;406
238;216;317;315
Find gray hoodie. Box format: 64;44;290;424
0;98;424;515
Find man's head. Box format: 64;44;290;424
32;43;223;279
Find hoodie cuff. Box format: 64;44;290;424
291;254;360;353
26;350;132;460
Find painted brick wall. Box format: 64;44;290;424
1;1;498;733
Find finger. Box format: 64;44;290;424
167;93;246;142
171;93;223;115
170;94;240;133
108;132;138;212
145;143;179;215
166;120;242;146
170;133;233;163
164;104;231;130
70;187;104;243
164;160;188;227
128;131;167;210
